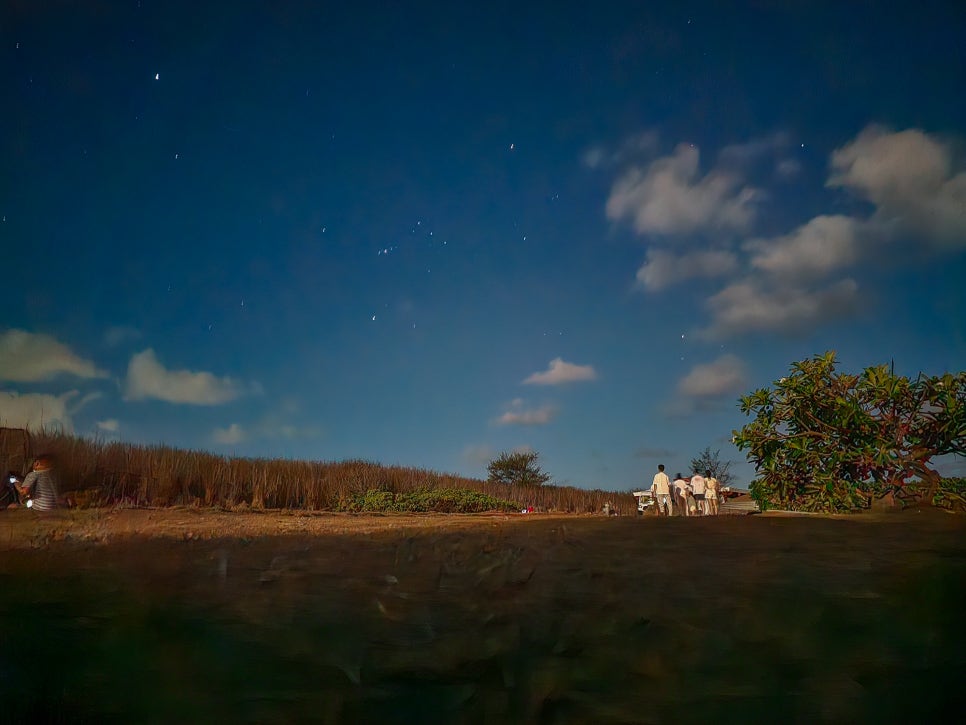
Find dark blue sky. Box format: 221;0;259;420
2;0;965;488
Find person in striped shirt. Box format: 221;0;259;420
19;456;59;511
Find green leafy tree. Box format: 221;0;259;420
689;446;735;486
733;351;966;512
487;450;552;487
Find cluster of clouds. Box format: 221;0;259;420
603;125;965;337
491;357;597;428
0;328;305;446
594;124;966;409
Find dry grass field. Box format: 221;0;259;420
2;508;964;723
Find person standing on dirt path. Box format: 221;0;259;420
690;471;707;516
651;464;673;516
705;471;720;516
672;473;690;517
19;456;59;512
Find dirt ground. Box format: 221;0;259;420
2;507;965;723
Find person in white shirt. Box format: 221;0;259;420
705;471;720;516
672;474;690;517
690;471;707;516
650;464;673;516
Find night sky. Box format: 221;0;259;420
2;1;965;489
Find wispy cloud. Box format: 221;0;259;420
699;278;859;339
745;215;862;280
213;423;246;445
495;399;558;426
124;349;243;405
663;354;750;417
0;389;78;432
523;358;597;385
96;418;119;433
0;329;107;382
828;125;966;249
677;354;748;400
211;404;324;446
606;143;759;236
604;125;966;343
635;248;739;292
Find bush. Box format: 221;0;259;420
734;352;966;513
336;488;519;514
934;477;966;512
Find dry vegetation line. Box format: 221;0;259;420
0;507;904;551
0;509;592;549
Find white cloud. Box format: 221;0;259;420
495;399;557;426
0;329;107;382
213;423;246;445
97;419;119;432
0;390;78;432
124;349;243;405
828;125;966;249
523;358;597;385
745;215;861;279
700;278;859;339
677;354;748;399
606;143;759;236
635;248;739;292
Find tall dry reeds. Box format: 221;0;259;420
26;431;637;513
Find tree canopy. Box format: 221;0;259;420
486;450;552;487
733;351;966;512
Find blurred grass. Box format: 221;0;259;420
2;513;964;723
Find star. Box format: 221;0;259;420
155;73;159;80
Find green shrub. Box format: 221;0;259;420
336;488;518;513
934;477;966;512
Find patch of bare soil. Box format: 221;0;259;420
2;508;964;723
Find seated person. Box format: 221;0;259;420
19;456;59;511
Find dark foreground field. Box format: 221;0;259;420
1;509;964;724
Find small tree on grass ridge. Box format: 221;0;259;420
690;446;735;486
487;450;552;487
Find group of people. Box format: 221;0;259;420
3;455;59;512
650;464;721;516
